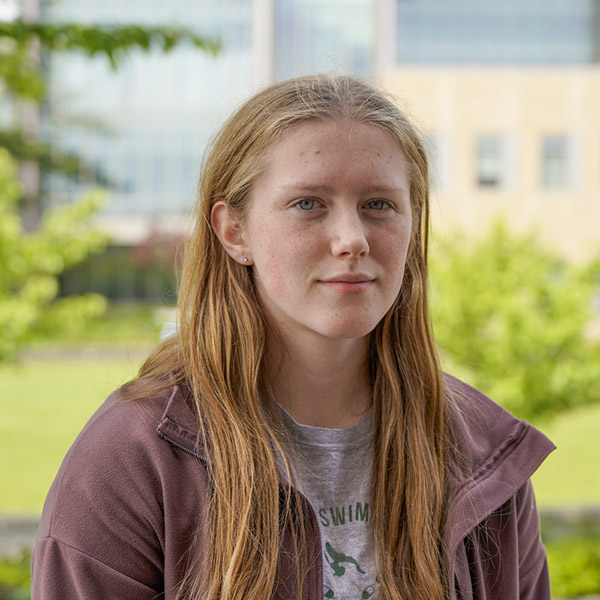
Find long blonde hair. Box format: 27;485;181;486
124;74;448;600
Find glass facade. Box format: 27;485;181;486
43;0;252;216
275;0;373;79
42;0;377;217
396;0;599;64
25;0;599;296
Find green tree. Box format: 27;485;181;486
0;19;221;192
0;147;107;361
0;18;220;362
430;221;600;422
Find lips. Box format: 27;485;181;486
320;273;374;284
318;274;374;294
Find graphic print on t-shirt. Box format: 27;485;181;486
274;405;377;600
325;541;365;576
318;500;380;599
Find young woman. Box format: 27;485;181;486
32;75;555;600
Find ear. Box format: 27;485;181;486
211;201;253;265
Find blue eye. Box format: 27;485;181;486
367;199;387;210
297;198;316;210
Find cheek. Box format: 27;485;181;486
252;218;316;266
378;225;412;265
250;224;307;293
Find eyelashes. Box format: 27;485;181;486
293;198;393;212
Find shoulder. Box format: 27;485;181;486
443;373;554;535
43;386;188;505
61;385;173;455
46;382;205;478
34;384;210;592
444;373;555;478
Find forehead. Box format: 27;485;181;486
267;119;404;156
264;121;407;166
256;120;410;189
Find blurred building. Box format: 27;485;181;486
378;0;600;261
43;0;373;227
33;0;600;298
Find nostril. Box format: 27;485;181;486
331;233;370;257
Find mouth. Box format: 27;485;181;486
320;273;374;284
318;274;374;293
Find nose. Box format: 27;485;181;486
330;210;369;258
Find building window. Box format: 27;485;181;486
542;136;569;188
424;133;450;191
395;0;596;65
476;136;503;187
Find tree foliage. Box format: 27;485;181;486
0;128;99;182
0;20;221;182
0;148;108;361
0;20;221;100
430;221;600;422
0;18;220;361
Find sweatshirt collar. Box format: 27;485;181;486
155;384;209;462
153;380;555;546
442;374;555;559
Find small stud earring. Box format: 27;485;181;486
242;257;249;263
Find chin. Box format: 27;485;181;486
319;321;379;341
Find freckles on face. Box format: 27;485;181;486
241;120;414;344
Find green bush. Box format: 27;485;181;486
0;537;598;598
430;221;600;423
546;536;600;597
0;551;30;600
30;302;164;345
0;148;108;363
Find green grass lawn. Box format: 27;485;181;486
1;352;600;514
0;356;144;515
532;403;600;508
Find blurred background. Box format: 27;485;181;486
1;0;600;597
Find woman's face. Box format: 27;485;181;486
241;120;413;347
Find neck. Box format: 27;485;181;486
266;334;371;429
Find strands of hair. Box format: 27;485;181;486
122;74;449;600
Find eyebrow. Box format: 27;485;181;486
281;183;408;196
362;184;409;197
281;183;335;194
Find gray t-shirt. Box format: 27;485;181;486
278;408;379;600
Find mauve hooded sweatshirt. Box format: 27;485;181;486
32;375;555;599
